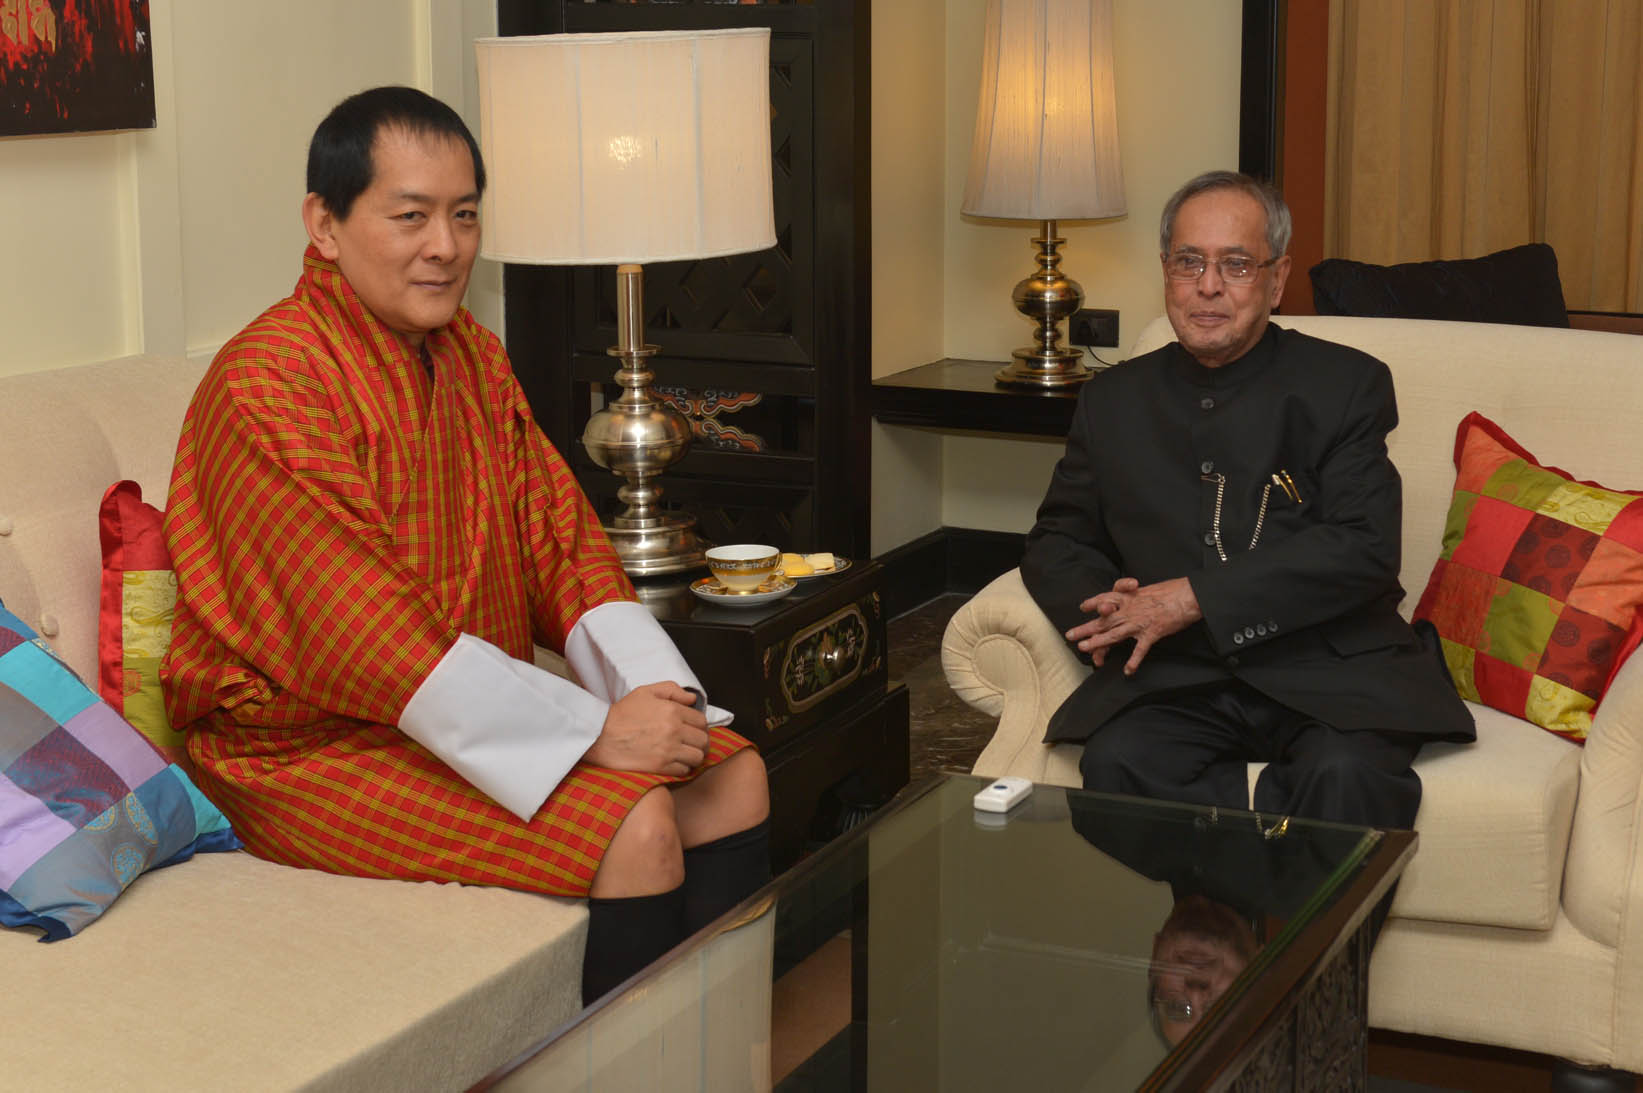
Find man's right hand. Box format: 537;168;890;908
1066;575;1202;676
584;681;710;777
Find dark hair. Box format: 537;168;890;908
306;86;486;220
1158;170;1291;259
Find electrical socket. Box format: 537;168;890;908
1069;308;1120;349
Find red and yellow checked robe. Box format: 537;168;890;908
161;247;748;896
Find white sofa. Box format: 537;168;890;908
942;315;1643;1078
1;355;586;1091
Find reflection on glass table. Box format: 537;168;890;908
1148;893;1257;1048
478;774;1413;1092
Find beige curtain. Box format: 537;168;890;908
1325;0;1643;311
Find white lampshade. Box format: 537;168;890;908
961;0;1126;221
474;28;776;265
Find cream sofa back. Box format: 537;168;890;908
1133;314;1643;945
0;354;205;683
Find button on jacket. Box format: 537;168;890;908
1021;324;1474;746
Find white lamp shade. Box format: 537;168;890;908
475;28;776;265
961;0;1126;221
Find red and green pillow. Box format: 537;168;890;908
97;481;187;767
1414;413;1643;743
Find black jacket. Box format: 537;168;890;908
1022;324;1474;745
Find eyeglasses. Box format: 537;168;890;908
1153;996;1195;1023
1164;252;1280;284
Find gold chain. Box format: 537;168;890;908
1203;805;1291;840
1202;473;1271;563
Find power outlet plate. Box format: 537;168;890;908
1069;308;1120;349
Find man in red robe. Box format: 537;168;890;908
161;86;769;1004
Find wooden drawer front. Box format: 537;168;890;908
780;605;868;712
760;590;885;749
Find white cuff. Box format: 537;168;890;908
399;633;609;821
565;600;734;727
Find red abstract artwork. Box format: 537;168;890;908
1;1;154;135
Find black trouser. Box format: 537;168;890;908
1077;679;1423;830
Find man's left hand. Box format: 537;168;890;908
1067;576;1202;676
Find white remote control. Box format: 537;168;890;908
972;776;1032;814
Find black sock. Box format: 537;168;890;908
681;817;772;933
581;884;686;1006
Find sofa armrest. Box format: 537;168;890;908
1563;649;1643;1071
941;569;1090;781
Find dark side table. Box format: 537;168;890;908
638;558;910;871
872;357;1081;436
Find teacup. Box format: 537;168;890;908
705;544;781;593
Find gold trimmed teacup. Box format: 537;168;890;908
705;544;781;593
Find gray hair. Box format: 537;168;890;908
1158;171;1292;259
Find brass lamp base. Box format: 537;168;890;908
580;263;707;577
603;515;706;578
995;347;1092;388
994;218;1093;389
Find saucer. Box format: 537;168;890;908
785;555;852;581
691;575;796;607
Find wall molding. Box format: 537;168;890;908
876;526;1025;620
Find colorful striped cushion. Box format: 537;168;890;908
0;603;239;940
97;480;186;767
1414;412;1643;743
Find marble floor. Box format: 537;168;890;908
886;593;998;783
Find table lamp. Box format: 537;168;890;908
962;0;1126;388
475;28;776;576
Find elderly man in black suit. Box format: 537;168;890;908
1021;170;1473;831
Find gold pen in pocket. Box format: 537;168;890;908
1272;470;1302;504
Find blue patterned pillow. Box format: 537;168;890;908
0;602;240;940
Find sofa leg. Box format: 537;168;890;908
1551;1060;1638;1093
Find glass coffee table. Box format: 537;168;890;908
478;773;1415;1092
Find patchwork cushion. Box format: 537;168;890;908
1414;412;1643;742
0;602;239;940
97;481;185;766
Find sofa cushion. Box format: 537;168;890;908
1023;713;1577;932
1414;413;1643;743
3;848;589;1091
1368;907;1615;1066
1310;243;1570;328
1392;703;1581;929
0;602;239;940
97;481;185;767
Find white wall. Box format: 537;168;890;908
0;0;498;379
870;0;950;555
0;133;131;371
870;0;1245;552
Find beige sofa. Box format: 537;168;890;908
943;315;1643;1078
1;355;586;1091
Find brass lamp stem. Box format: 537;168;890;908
995;218;1093;388
580;263;706;576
